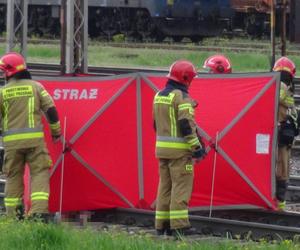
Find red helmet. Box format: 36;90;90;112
167;60;197;86
0;52;27;78
273;56;296;78
203;55;232;74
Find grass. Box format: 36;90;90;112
0;218;300;250
0;41;299;75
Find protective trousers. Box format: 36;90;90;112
276;145;291;201
3;145;52;217
155;157;194;230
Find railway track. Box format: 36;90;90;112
75;208;300;241
287;175;300;202
1;164;300;241
27;63;166;76
105;42;300;56
1;38;300;55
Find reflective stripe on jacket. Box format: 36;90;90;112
279;82;295;122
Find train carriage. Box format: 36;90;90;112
0;0;286;41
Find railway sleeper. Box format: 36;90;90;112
97;208;300;241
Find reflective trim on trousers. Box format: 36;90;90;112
4;197;22;207
31;192;49;201
170;210;189;220
155;210;170;220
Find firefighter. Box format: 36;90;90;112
153;60;206;237
273;56;297;210
203;54;232;74
0;52;61;220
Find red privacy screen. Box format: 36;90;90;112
32;72;279;212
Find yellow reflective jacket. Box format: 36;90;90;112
153;84;201;159
0;78;61;149
279;82;295;123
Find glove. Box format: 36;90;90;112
192;147;206;163
195;127;206;149
52;134;61;144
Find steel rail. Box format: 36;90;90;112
105;42;300;55
95;208;300;241
26;63;168;75
286;186;300;202
289;175;300;186
2;39;300;54
287;176;300;202
192;209;300;227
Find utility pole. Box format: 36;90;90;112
60;0;67;75
279;0;287;56
6;0;28;58
65;0;88;74
270;0;276;68
289;0;300;43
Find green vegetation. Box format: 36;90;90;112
0;41;299;75
0;218;300;250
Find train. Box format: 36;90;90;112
0;0;284;42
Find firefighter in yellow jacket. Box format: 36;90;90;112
0;52;61;220
273;56;297;210
153;60;206;236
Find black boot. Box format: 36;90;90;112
156;221;172;236
173;227;198;238
165;228;173;236
15;204;25;221
156;228;173;236
29;213;52;223
276;180;287;202
156;229;165;236
276;180;288;211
